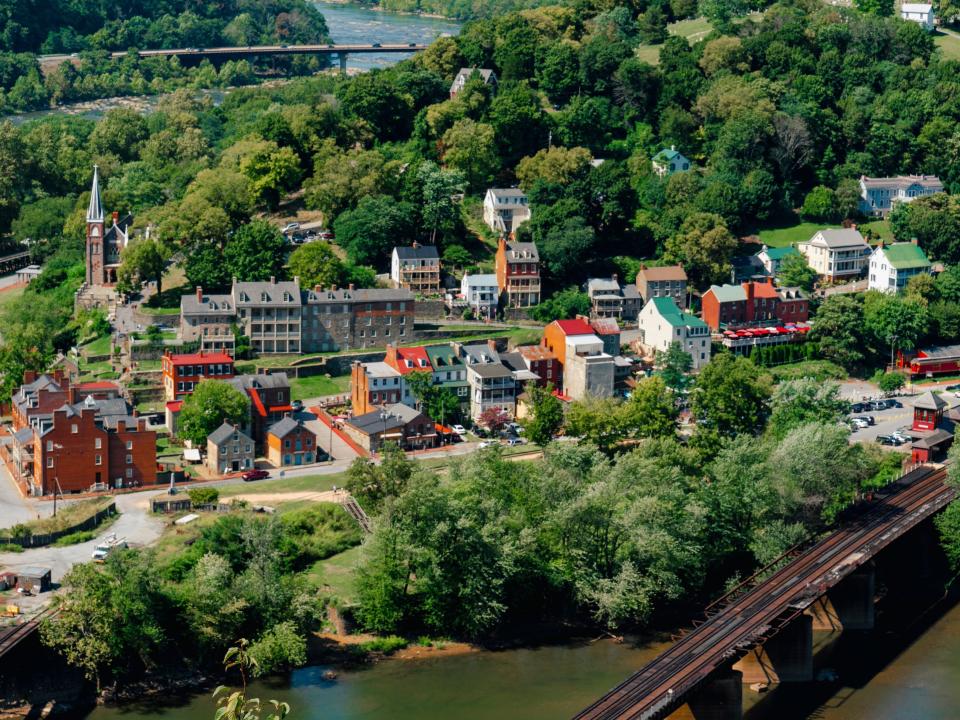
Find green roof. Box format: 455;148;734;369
653;147;682;162
707;284;747;302
650;296;708;329
761;246;799;260
881;242;930;270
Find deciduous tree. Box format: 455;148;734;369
178;380;250;447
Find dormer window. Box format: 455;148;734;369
240;292;249;302
283;292;292;302
261;292;269;302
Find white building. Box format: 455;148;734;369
390;244;440;294
859;175;943;217
563;335;614;400
460;273;498;319
636;296;711;370
868;241;932;294
900;3;935;29
483;188;531;235
798;228;872;282
449;67;497;99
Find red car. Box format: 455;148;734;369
242;469;270;482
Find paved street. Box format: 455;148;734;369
0;464;51;528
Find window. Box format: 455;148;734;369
126;468;133;479
95;454;102;466
126;440;133;450
126;454;133;465
245;444;251;453
47;457;53;468
284;439;291;449
71;424;78;434
46;440;53;452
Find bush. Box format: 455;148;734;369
54;530;96;547
359;635;408;654
188;487;220;506
0;543;23;552
248;621;308;676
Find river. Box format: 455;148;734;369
7;2;460;125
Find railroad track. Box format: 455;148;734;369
576;465;954;719
0;606;58;659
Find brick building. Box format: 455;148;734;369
343;403;438;454
267;416;318;467
85;165;133;287
162;350;235;402
495;237;541;308
351;361;406;416
228;373;292;448
516;345;561;388
701;279;809;331
13;372;121;431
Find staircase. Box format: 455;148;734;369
338;494;372;533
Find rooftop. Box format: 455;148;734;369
860;174;942;190
468;362;513;379
166;352;234;365
649;296;708;329
877;242;931;270
914;391;947;411
268;416;311;439
553;318;594;336
758;245;799;260
637;264;687;283
208;422;248;445
808;228;868;249
394;244;440;261
359;361;401;379
707;284;747;303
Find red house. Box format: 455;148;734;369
909;391;954;464
162;350;235;401
701;279;809;331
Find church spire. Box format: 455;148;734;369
86;165;103;223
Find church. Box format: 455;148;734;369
85;165;134;287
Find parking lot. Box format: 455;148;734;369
847;392;959;446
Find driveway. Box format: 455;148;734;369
0;489;165;582
0;464;47;528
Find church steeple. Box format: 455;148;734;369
86;164;103;224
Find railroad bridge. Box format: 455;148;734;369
577;464;956;720
40;43;429;75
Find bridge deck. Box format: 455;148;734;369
576;465;954;720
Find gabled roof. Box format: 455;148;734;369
348;403;429;433
860;174;942;191
391;346;432;374
809;228;868;249
901;2;933;11
648;296;707;329
424;344;463;370
877;242;930;271
166;352;234;366
707;284;747;303
181;292;233;315
590;317;620;335
233;280;302;307
462;273;497;287
468;362;513;379
637;265;687;282
758;245;799;261
394;245;440;261
553;319;594;337
505;240;538;262
208;422;249;445
454;67;495;84
652;147;684;163
749;281;779;299
268;416;311;439
303;287;413;304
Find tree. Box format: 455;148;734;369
855;0;894;15
875;371;906;394
777;252;817;291
479;407;511;434
224;220;287;282
523;382;564;446
441;244;472;275
441;119;499;192
809;294;867;369
527;287;590;323
419;161;465;245
116;238;170;295
345;442;415;508
178;380;250;447
185;243;231;291
333;195;417;268
654;341;693;392
862;291;929;356
767;379;849;440
214;640;291;720
800;186;838;222
247;622;308;676
664;213;738;288
287;241;345;290
621;376;679;440
404;370;461;426
691;354;772;437
516;146;593;189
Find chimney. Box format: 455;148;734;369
112;211;119;226
412;241;420;249
911;236;919;246
196;285;203;302
671;145;675;151
331;284;338;292
612;273;618;284
348;283;355;291
269;276;275;284
744;281;755;302
766;276;774;286
385;344;397;367
487;338;498;354
314;284;322;293
23;370;36;384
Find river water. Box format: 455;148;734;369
7;2;460;125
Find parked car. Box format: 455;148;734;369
291;399;304;412
451;424;466;436
479;440;497;449
851;418;869;429
850;403;865;413
507;422;524;435
243;469;270;482
869;400;887;411
852;415;875;426
282;222;300;234
372;42;381;47
319;230;334;240
891;431;912;444
506;437;525;446
946;384;960;392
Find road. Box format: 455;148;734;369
0;464;53;528
577;465;955;720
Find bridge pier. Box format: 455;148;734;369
807;563;875;631
733;614;813;685
668;668;743;720
339;54;347;75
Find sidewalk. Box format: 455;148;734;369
309;406;368;459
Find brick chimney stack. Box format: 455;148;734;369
196;286;203;302
112;211;119;226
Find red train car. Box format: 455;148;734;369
900;345;960;377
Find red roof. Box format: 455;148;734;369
390;346;432;375
75;381;119;391
553;319;594;337
747;281;779;299
166;401;183;412
166;352;234;365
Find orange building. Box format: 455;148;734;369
541;318;594;368
267;416;318;467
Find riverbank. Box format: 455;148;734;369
316;0;451;20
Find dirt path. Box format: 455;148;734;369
229;489;342;505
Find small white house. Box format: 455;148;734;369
900;3;935;30
390;243;440;294
483;188;531;235
868;241;932;294
460;273;498;319
637;296;711;370
859;175;943;216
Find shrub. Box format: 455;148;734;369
248;621;308;676
359;635;408;654
0;543;23;552
54;530;96;547
188;487;220;506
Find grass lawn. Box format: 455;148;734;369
935;30;960;61
2;497;114;536
0;285;24;316
310;545;362;603
860;219;893;242
218;471;346;498
139;305;180;316
290;374;351;399
80;335;111;357
756;221;840;247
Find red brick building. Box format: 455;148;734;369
517;345;561;388
909;391;954;464
228;373;292;448
162;350;235;402
701;279;809;331
12;371;121;431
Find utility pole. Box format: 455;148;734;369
888;333;898;371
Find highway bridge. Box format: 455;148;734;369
40;43;429;73
576;463;956;720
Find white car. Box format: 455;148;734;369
850;418;869;429
451;424;467;436
479;440;497;449
282;222;300;234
